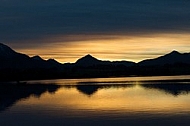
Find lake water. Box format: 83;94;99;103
1;75;190;126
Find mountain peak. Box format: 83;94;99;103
75;54;101;66
169;50;180;55
47;58;58;63
31;55;44;61
76;54;98;62
139;50;190;66
47;58;62;66
0;43;16;57
83;54;96;59
163;50;181;58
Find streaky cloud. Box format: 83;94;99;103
1;0;190;43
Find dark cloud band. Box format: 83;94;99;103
1;0;190;43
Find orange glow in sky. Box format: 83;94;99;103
13;33;190;63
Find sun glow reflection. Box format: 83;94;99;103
19;84;190;117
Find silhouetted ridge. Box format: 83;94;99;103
139;50;190;66
75;54;101;66
0;43;65;80
0;43;33;70
47;58;63;67
47;58;59;63
0;43;190;80
31;56;61;67
31;55;44;61
0;43;29;60
163;50;181;58
75;54;135;67
169;50;180;55
0;43;16;56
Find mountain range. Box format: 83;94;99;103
0;43;190;81
139;50;190;66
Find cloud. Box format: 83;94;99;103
1;0;190;43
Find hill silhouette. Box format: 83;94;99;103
0;43;62;69
139;50;190;66
75;54;135;67
0;43;64;81
75;54;102;67
0;43;190;81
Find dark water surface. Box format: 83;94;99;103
1;75;190;126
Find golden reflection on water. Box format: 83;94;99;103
28;75;190;85
17;82;190;117
14;33;190;63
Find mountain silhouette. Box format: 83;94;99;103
0;43;190;80
31;55;44;61
0;43;28;58
75;54;102;67
0;43;64;80
139;50;190;66
0;43;62;69
75;54;135;67
0;43;31;69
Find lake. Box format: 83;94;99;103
1;75;190;126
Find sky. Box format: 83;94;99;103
1;0;190;63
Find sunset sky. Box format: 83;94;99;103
1;0;190;63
